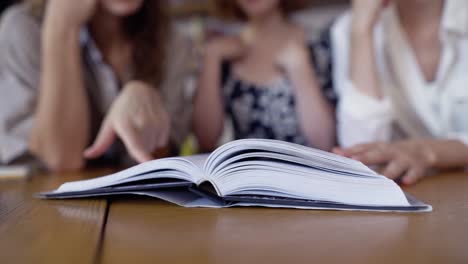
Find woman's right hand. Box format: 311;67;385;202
84;81;171;163
351;0;389;33
45;0;98;30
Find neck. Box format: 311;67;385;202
248;9;288;37
396;0;444;31
89;8;128;52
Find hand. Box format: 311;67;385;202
351;0;390;33
45;0;98;30
333;140;437;185
84;81;171;163
205;35;248;61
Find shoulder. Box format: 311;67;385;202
0;3;41;33
0;4;42;49
0;3;42;93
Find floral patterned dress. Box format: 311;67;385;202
222;34;336;146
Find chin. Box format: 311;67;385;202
101;0;144;17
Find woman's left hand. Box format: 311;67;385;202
333;140;437;185
84;81;170;163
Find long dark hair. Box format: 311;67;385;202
124;0;168;87
29;0;169;88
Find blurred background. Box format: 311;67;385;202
0;0;350;67
0;0;16;13
0;0;350;156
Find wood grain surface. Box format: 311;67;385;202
100;172;468;264
0;169;113;264
1;169;467;264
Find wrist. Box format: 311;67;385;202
42;23;81;66
124;80;155;95
205;50;224;64
43;18;81;45
350;19;375;39
120;81;167;116
44;7;83;34
206;47;227;64
127;81;164;102
203;40;224;59
416;140;438;168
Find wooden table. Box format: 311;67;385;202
1;169;467;264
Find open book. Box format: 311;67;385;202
39;139;432;212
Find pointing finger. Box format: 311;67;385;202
117;122;153;163
84;119;116;159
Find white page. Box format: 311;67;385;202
183;154;209;170
207;157;409;206
200;139;409;206
218;171;408;206
211;152;379;178
54;157;205;193
204;139;374;176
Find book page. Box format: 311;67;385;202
54;157;206;193
204;139;409;207
204;139;376;177
183;154;209;171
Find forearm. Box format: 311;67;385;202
192;55;225;152
350;25;382;99
289;66;335;151
30;21;90;171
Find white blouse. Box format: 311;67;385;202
331;0;468;148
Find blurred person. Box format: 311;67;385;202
193;0;336;152
0;0;191;171
332;0;468;184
